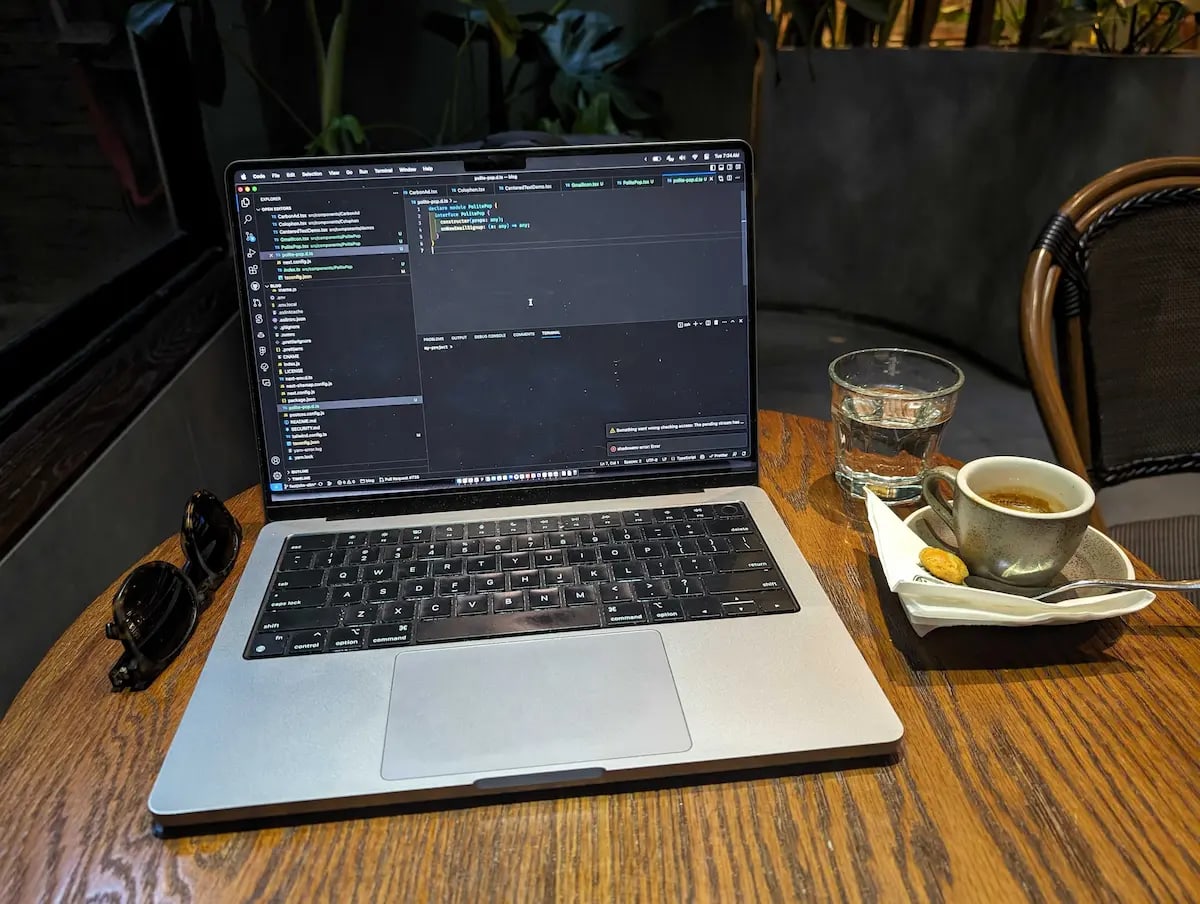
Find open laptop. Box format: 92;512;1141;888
150;140;901;831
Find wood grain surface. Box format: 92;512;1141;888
2;412;1198;903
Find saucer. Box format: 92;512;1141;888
903;506;1135;595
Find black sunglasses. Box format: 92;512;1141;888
106;490;243;691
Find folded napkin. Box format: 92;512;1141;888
864;490;1154;636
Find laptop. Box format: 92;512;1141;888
150;140;901;830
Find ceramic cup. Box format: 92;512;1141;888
920;456;1096;586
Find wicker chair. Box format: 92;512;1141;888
1021;157;1200;599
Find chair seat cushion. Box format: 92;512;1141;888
1109;515;1200;603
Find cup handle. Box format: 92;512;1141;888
921;466;959;533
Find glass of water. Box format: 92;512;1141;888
829;348;964;505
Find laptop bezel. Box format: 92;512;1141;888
224;139;759;525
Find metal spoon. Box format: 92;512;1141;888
962;574;1200;602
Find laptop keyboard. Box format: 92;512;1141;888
244;502;799;659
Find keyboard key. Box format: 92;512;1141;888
632;542;665;559
434;558;464;576
599;583;634;603
728;533;765;553
413;606;601;644
652;508;682;523
597;545;630;562
560;514;591;530
493;590;526;612
722;600;758;617
564;585;599;606
501;552;532;570
544;566;575;585
456;594;490;616
467;521;498;538
565;547;596;565
547;532;577;548
508;570;539;590
664;539;699;557
398;561;429;579
667;576;703;597
610;527;643;543
579;564;610;583
336;532;370;547
363;564;395;582
695;537;730;556
267;587;328;610
434;523;465;541
279;552;312;571
414;542;446;559
593;512;620;528
286;534;335;552
757;593;799;614
623;510;650;525
703;571;786;595
530;516;558;533
715;503;745;518
474;572;505;593
678;556;715;575
367;623;411;647
674;522;707;538
328;627;366;651
312;549;346;569
367;581;400;601
647;599;686;622
272;570;323;590
247;633;287;657
341;605;378;626
418;598;452;619
348;547;379;565
709;518;754;536
448;540;478;557
611;562;645;581
368;529;399;546
482;537;513;554
534;550;565;568
684;505;715;520
330;585;365;605
515;534;544;551
327;566;360;585
436;576;470;596
579;530;610;545
642;526;672;541
467;555;499;573
383;545;415;561
644;558;677;578
401;527;433;544
713;553;773;572
603;602;647;625
381;602;416;622
288;630;327;654
633;580;669;601
403;578;435;598
529;588;562;609
500;518;529;535
682;598;723;619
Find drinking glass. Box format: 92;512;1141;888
829;348;964;505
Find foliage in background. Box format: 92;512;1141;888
424;0;721;142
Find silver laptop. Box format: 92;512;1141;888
150;140;901;831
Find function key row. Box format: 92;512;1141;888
282;504;749;552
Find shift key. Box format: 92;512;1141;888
258;608;339;633
702;570;786;595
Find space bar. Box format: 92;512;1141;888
413;606;602;644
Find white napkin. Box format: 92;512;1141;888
864;490;1154;636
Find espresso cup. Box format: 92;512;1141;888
920;456;1096;586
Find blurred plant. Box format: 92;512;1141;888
425;0;721;142
126;0;428;155
1041;0;1200;52
734;0;899;48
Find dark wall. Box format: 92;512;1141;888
754;48;1200;379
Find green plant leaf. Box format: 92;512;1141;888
481;0;522;57
541;10;630;75
573;91;618;134
126;0;179;36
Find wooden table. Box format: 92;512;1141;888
2;412;1198;902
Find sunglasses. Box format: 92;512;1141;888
106;490;243;691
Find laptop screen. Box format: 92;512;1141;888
230;143;755;505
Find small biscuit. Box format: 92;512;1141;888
919;547;969;584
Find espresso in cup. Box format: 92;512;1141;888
920;456;1095;586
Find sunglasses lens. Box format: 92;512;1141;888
115;562;197;663
185;491;240;580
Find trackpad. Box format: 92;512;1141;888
381;631;691;781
